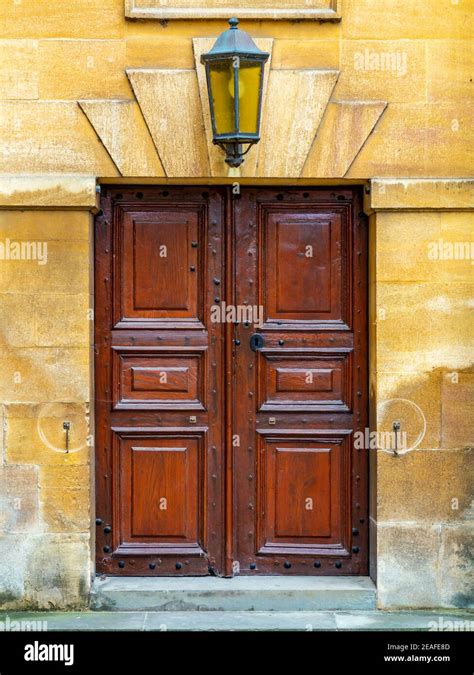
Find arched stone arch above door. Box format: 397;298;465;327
79;38;387;179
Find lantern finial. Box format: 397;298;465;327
229;17;239;29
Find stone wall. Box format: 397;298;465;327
0;180;95;609
368;182;473;609
0;0;471;178
0;0;472;609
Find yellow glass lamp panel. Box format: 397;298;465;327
209;62;235;135
237;62;262;135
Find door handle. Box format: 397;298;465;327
250;333;264;352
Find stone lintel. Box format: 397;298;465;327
365;178;474;213
0;175;99;211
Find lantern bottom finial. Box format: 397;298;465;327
224;144;244;168
218;142;253;168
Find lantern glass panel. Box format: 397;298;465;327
237;61;262;135
209;61;235;135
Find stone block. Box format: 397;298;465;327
376;282;474;373
0;465;39;533
348;103;473;178
79;99;164;176
38;465;90;491
34;294;91;348
375;370;441;449
0;40;38;99
24;534;91;609
40;487;90;534
0;534;31;608
0;102;118;175
0;178;97;210
5;403;90;465
336;40;426;103
272;39;340;70
368;179;474;210
0;239;91;295
375;212;441;282
439;523;474;608
377;525;440;608
377;448;473;522
0;294;37;348
343;0;471;39
0;0;124;39
126;36;194;69
427;40;473;102
0;349;90;403
39;39;128;99
441;371;474;448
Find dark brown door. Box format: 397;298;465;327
95;186;226;575
95;186;368;576
232;187;368;575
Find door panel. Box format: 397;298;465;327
117;432;203;547
115;205;205;327
233;187;367;575
95;185;368;577
262;207;347;326
113;348;206;410
95;186;225;575
258;350;352;412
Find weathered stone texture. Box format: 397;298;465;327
0;209;92;609
373;207;474;610
0;1;472;612
0;1;471;177
377;525;441;609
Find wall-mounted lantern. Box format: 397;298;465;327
201;18;270;168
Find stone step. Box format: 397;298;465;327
91;576;376;612
4;609;474;631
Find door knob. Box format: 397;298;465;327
250;333;264;351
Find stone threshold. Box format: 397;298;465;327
91;576;376;612
1;610;472;632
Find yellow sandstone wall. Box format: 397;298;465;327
0;186;95;608
0;0;472;608
0;0;471;178
368;182;473;609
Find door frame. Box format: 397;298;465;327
93;183;370;579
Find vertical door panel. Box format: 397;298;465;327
232;187;368;575
95;187;226;575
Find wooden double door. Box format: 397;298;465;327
95;186;368;577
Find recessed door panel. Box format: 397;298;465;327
113;348;206;410
262;208;346;326
257;433;351;555
115;205;204;327
116;432;203;549
258;350;352;412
